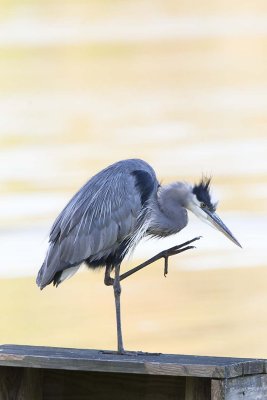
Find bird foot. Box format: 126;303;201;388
99;350;161;356
161;236;201;276
162;244;196;261
162;236;201;258
127;350;161;356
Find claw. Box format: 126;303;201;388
164;256;168;277
162;243;197;277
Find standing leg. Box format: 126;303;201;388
102;237;201;356
113;263;124;354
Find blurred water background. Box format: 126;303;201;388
1;0;267;356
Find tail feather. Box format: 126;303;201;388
53;266;81;287
37;243;81;289
36;244;60;289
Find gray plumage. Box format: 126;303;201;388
36;158;241;354
37;159;189;289
37;158;241;292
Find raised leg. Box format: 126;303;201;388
113;263;124;354
104;237;201;286
119;236;201;282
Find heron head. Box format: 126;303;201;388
186;177;242;248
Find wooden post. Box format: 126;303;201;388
185;377;211;400
0;367;42;400
0;345;266;399
212;375;267;400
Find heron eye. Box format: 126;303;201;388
200;202;206;209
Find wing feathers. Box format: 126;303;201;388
37;159;158;288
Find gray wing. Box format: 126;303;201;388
37;159;158;288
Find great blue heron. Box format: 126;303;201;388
37;159;241;354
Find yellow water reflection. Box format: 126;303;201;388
0;0;267;357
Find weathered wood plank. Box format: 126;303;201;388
211;379;225;400
185;377;211;400
0;366;22;400
0;367;42;400
18;368;43;400
42;369;185;400
0;345;264;379
211;374;267;400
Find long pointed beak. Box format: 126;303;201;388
204;209;242;248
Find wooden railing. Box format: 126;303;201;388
0;345;266;399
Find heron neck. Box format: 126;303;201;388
148;182;189;236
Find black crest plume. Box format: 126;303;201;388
192;176;216;212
